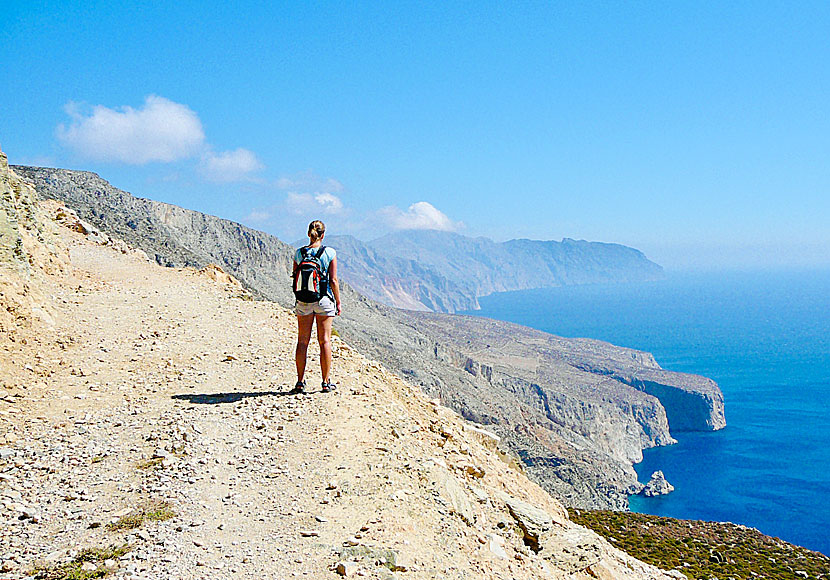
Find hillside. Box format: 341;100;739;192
570;510;830;580
325;231;664;313
0;156;685;579
12;164;724;512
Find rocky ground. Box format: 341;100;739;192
0;206;680;579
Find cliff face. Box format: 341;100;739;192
13;164;725;511
326;230;664;313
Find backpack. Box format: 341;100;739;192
292;246;328;302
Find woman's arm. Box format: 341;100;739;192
292;249;299;279
328;257;342;315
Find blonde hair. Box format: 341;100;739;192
308;220;326;243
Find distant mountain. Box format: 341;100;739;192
326;230;663;312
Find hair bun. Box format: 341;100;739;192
308;220;326;241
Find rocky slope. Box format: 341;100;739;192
325;231;664;313
0;151;67;335
13;164;724;511
0;178;686;579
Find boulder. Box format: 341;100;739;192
641;470;674;497
500;492;603;573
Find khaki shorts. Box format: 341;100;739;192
295;296;337;317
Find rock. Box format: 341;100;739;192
81;561;97;572
299;530;319;537
487;534;508;559
463;424;501;449
464;463;485;478
152;448;170;459
641;470;674;497
18;505;39;521
470;486;489;503
501;494;553;552
392;552;416;572
500;492;603;572
432;467;476;525
335;561;358;576
541;525;603;574
198;264;242;287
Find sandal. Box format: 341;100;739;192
321;380;336;393
291;380;305;394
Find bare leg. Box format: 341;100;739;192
316;314;334;382
295;314;314;383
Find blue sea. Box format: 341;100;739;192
462;270;830;555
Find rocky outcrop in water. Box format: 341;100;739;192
327;231;664;312
13;164;725;510
642;471;675;496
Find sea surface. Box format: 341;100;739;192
461;270;830;555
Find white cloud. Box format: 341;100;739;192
57;95;205;164
201;148;263;182
314;192;343;212
286;191;345;215
276;171;344;193
244;209;273;223
381;201;461;231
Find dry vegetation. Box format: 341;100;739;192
569;509;830;580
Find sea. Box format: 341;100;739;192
461;270;830;556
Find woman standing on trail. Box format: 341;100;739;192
292;220;341;394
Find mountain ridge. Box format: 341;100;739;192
13;163;724;512
326;229;663;312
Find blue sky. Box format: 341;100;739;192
2;1;829;270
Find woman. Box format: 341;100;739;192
292;220;341;393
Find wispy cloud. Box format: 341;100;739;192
242;171;349;234
57;95;205;164
380;201;462;231
201;148;263;182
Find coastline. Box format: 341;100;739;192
465;270;830;555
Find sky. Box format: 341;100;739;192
1;1;829;271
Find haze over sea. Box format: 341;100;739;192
463;269;830;556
